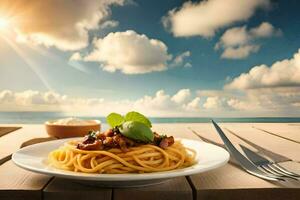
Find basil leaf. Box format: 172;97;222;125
119;121;154;142
125;111;152;128
106;113;125;128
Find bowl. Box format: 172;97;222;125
45;119;101;138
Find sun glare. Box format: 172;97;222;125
0;18;9;29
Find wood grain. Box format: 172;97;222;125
225;128;292;163
0;127;21;137
194;188;300;200
0;125;52;200
253;125;300;144
189;123;300;200
222;123;300;162
0;161;51;200
0;123;299;200
113;177;193;200
43;178;112;200
0;125;49;162
253;123;300;143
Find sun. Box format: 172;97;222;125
0;18;9;30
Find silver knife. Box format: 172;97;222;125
211;120;284;181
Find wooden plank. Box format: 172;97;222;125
188;123;300;200
0;127;21;137
152;123;200;140
189;123;300;162
1;123;299;200
0;161;51;200
194;188;300;200
252;123;300;144
43;178;112;200
0;124;111;200
0;125;53;200
188;164;294;200
223;123;300;177
222;123;300;162
0;124;49;164
114;177;193;200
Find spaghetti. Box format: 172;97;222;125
48;140;196;174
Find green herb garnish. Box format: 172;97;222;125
119;121;154;142
160;134;167;139
87;130;98;140
106;112;125;128
125;111;152;128
105;111;154;142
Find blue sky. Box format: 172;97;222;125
0;0;300;117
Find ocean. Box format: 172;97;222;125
0;112;300;124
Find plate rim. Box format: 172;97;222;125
12;138;230;181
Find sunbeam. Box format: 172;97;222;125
15;42;90;74
0;34;53;91
0;18;9;29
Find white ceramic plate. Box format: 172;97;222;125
12;138;229;187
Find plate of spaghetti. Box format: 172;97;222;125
12;111;229;187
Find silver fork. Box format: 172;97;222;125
240;144;300;181
211;120;285;182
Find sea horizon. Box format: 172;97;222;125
0;111;300;124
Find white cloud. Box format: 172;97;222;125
203;96;228;109
203;97;217;109
0;89;200;117
13;90;65;105
216;22;280;49
134;89;199;115
0;90;14;103
226;87;300;112
221;45;260;59
184;62;192;68
216;22;281;59
69;52;83;61
225;49;300;89
227;98;257;111
134;90;175;111
133;89;195;115
2;0;125;51
1;88;300;117
215;26;250;48
196;83;300;115
163;0;270;37
250;22;282;37
99;20;119;29
208;50;300;115
84;30;172;74
184;97;201;111
171;89;191;104
197;89;237;98
81;31;191;74
0;90;105;112
197;90;250;111
170;51;191;67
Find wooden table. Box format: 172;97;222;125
0;123;299;200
